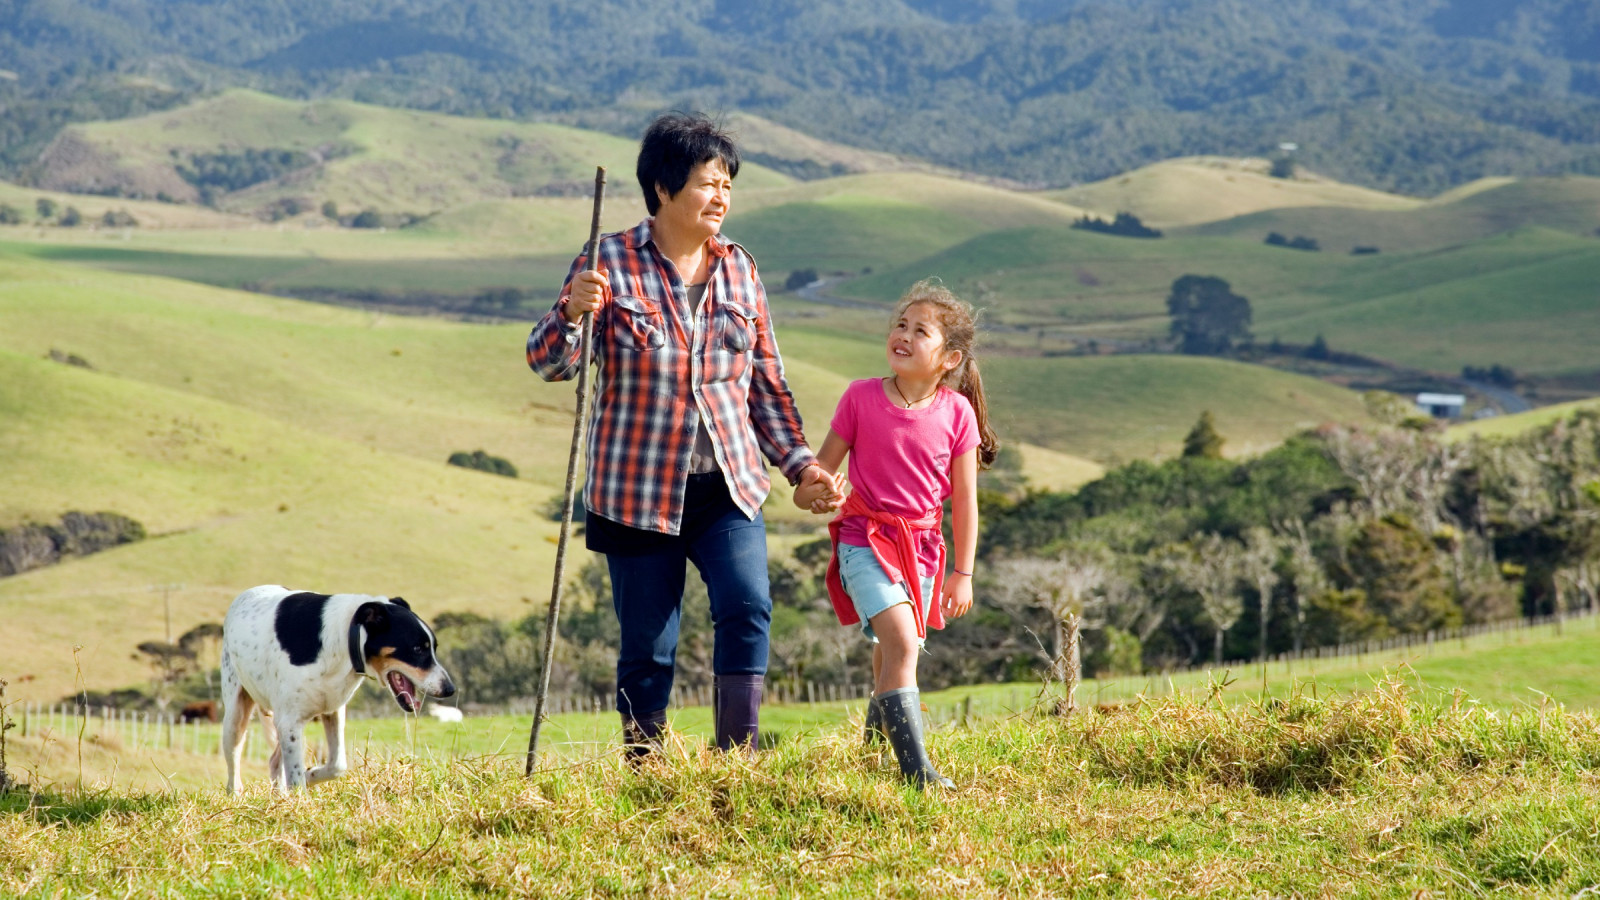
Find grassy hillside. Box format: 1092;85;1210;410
0;180;251;229
1047;156;1421;228
1448;398;1600;442
1183;176;1600;254
838;224;1352;326
0;345;571;704
838;220;1600;378
1255;229;1600;377
36;89;791;217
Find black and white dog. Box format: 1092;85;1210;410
221;585;456;794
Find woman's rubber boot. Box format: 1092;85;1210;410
876;688;954;789
714;674;763;753
621;708;668;765
864;697;886;745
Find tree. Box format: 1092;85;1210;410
1166;275;1252;354
1335;513;1460;635
58;206;82;227
992;546;1110;712
1175;533;1244;664
1283;522;1327;653
1241;527;1282;661
1182;410;1225;459
350;208;382;229
35;197;56;220
322;200;339;219
1304;334;1330;360
1269;156;1295;179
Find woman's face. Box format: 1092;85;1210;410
655;158;732;242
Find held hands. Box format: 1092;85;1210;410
793;465;847;514
941;571;973;619
561;269;609;324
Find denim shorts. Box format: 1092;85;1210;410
838;542;935;644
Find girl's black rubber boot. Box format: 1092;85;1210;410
875;688;954;789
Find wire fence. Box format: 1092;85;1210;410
11;608;1593;761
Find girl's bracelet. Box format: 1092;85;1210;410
952;567;973;577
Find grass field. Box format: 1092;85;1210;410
12;612;1600;795
9;671;1600;896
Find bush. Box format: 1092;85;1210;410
175;148;314;193
784;268;818;291
58;206;82;227
0;204;23;224
100;208;138;227
350;208;383;229
0;511;145;577
1072;211;1162;238
1266;233;1319;251
447;449;518;478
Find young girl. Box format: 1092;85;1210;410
794;279;999;789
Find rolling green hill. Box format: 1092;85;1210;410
1183;176;1600;254
36;89;791;217
1449;398;1600;442
1047;156;1421;228
838;219;1600;378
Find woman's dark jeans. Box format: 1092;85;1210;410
592;473;772;718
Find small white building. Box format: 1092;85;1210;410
1416;392;1465;419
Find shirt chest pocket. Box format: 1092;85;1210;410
719;301;757;353
612;295;666;351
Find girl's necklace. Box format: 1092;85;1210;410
890;376;937;408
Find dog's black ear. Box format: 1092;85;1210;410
355;601;391;633
389;596;410;610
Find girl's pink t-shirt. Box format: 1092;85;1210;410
831;378;979;577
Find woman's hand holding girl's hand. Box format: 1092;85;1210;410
793;466;847;514
809;474;848;514
941;572;973;619
562;269;609;324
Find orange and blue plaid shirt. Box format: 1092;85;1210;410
526;218;816;535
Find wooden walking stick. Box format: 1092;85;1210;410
526;165;606;775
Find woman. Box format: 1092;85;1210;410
526;112;838;756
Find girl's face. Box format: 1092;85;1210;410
655;158;732;242
887;302;962;380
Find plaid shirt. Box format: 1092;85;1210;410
526;218;816;535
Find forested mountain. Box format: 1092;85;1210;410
2;0;1599;193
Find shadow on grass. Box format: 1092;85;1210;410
0;785;176;826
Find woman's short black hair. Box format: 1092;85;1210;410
636;112;741;215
